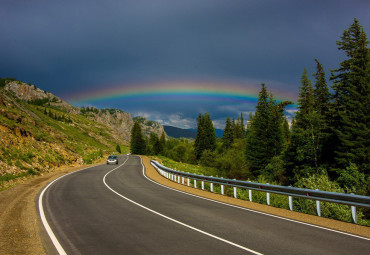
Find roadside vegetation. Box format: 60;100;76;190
132;19;370;225
0;86;128;189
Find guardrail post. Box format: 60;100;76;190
194;179;197;189
266;183;270;206
178;175;180;183
233;179;237;198
210;177;213;192
201;180;204;190
315;189;321;217
289;196;293;211
221;177;224;195
351;193;357;224
174;175;177;182
182;176;184;185
249;190;252;202
187;177;190;186
351;205;357;224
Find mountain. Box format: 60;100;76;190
165;126;224;139
187;128;224;138
164;125;197;139
0;79;165;187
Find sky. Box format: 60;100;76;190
1;0;369;129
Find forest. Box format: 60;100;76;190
130;19;369;221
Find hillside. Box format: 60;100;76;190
164;125;197;139
0;80;165;188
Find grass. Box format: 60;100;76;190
151;155;369;226
0;91;126;187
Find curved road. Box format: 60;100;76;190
40;155;369;254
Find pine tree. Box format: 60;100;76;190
194;113;216;159
240;112;246;138
116;145;121;154
313;59;330;116
130;121;146;154
282;116;290;145
245;83;272;176
313;59;331;166
234;114;245;139
285;68;324;180
222;117;234;149
159;131;166;154
330;18;370;175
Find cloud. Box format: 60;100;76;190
133;111;195;129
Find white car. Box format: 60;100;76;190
107;155;118;165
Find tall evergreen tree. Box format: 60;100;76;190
130;121;146;154
286;67;327;180
313;59;330;116
159;131;166;154
222;117;234;149
330;18;370;175
234;114;245;139
313;59;331;166
240;112;246;138
245;83;272;176
194;113;217;159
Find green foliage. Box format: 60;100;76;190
116;144;122;154
222;117;234;149
80;106;99;114
330;18;370;174
261;155;288;185
246;83;291;177
130;121;146;154
28;97;50;106
294;173;364;222
336;163;367;194
0;77;16;87
194;113;217;159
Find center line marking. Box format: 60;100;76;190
103;155;263;255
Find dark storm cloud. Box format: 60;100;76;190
1;0;370;127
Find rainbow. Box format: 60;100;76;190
66;81;297;107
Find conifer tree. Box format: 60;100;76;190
282;116;290;145
222;117;234;149
330;18;370;174
130;121;146;154
285;68;323;179
312;59;331;166
245;83;272;176
194;113;217;159
240;112;246;138
159;131;166;154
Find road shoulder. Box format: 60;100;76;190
0;161;105;255
141;156;370;239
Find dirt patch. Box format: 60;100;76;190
141;156;370;239
0;161;104;255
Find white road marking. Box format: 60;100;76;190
103;156;263;255
39;160;126;255
147;160;370;242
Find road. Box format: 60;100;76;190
40;155;369;254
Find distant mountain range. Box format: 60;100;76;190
164;125;224;139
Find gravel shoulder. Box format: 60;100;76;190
141;156;370;239
0;161;104;255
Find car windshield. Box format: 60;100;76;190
108;156;117;159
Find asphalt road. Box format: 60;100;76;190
40;155;369;254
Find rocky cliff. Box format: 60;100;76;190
4;81;166;144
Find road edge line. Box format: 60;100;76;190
142;157;370;241
38;163;107;255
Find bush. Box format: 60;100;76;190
294;173;363;222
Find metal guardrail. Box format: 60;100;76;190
151;160;370;224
